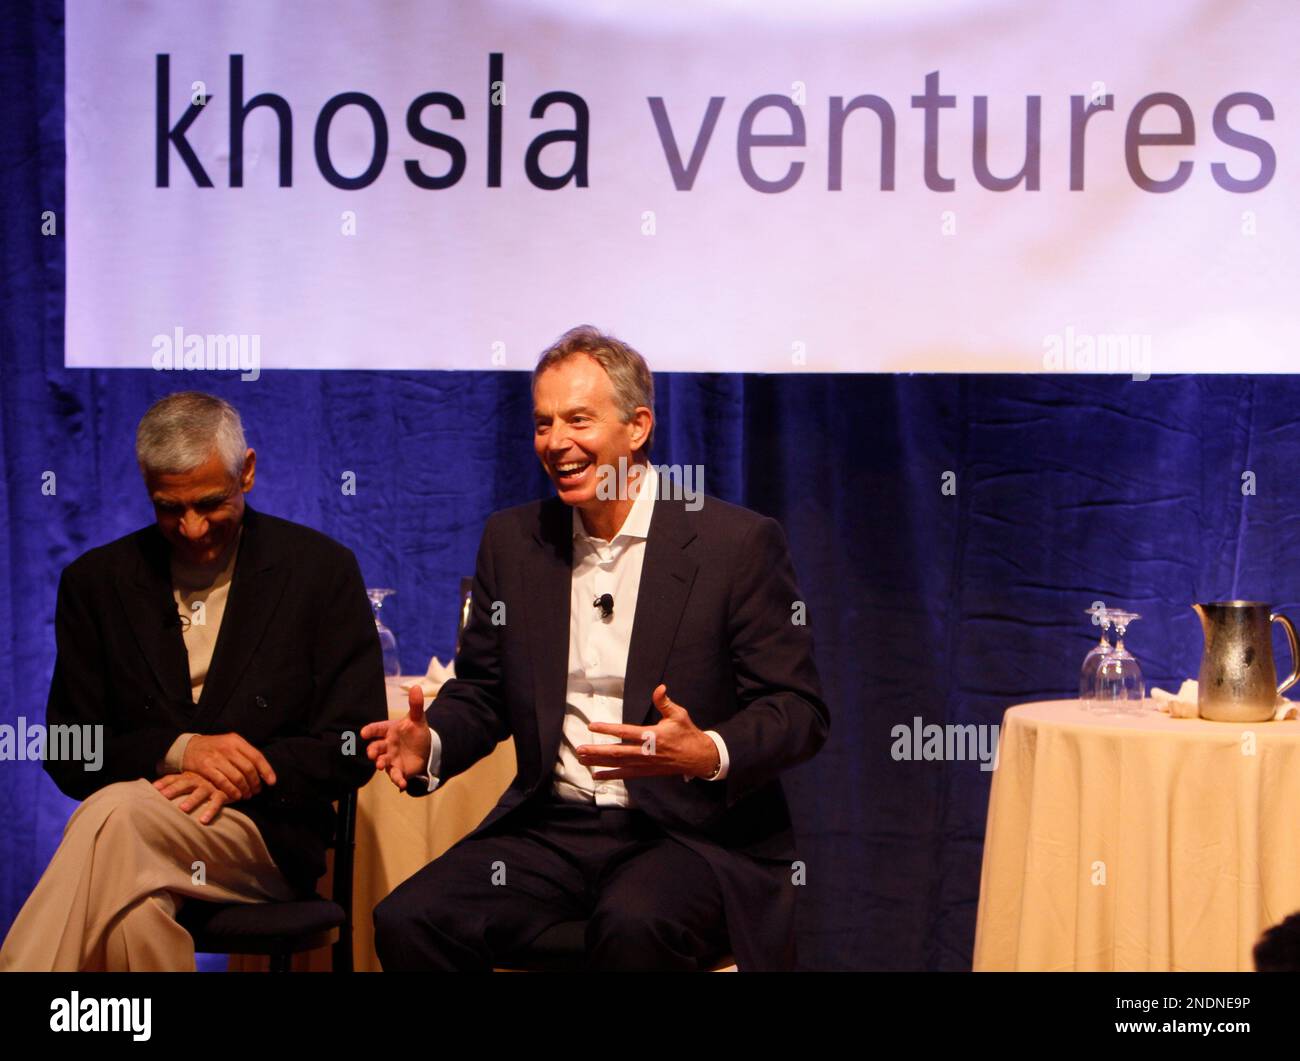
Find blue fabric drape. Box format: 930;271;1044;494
4;0;1299;970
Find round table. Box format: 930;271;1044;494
973;698;1300;971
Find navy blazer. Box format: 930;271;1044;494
424;492;829;970
42;505;387;892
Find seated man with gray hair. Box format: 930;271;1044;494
0;391;385;971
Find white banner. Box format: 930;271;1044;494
65;0;1300;374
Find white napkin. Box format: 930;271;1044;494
1151;679;1298;720
399;655;456;698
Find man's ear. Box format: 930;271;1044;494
629;407;653;453
241;449;257;492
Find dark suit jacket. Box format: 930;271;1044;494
424;492;829;970
42;504;386;893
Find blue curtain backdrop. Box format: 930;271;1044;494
5;0;1300;971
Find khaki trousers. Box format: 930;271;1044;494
0;779;295;971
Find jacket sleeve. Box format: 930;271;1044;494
256;548;387;811
44;565;183;800
711;516;830;807
420;514;512;789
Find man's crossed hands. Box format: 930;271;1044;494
153;732;277;825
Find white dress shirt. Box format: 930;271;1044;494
420;468;728;796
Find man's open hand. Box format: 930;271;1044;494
577;684;720;780
182;732;276;801
154;771;232;825
361;685;432;791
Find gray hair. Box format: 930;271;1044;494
532;325;656;454
135;391;247;480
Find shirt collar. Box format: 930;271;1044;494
572;463;658;543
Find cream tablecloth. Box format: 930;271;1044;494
973;698;1300;971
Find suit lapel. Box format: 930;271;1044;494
192;505;289;727
525;498;573;779
622;496;698;726
115;526;192;704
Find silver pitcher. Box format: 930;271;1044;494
1192;601;1299;722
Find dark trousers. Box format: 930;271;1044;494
373;795;731;970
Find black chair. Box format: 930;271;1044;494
178;789;358;972
494;920;737;972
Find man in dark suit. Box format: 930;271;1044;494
0;391;385;971
367;326;828;971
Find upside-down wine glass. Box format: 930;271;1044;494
1095;610;1144;714
366;587;402;678
1080;605;1114;710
